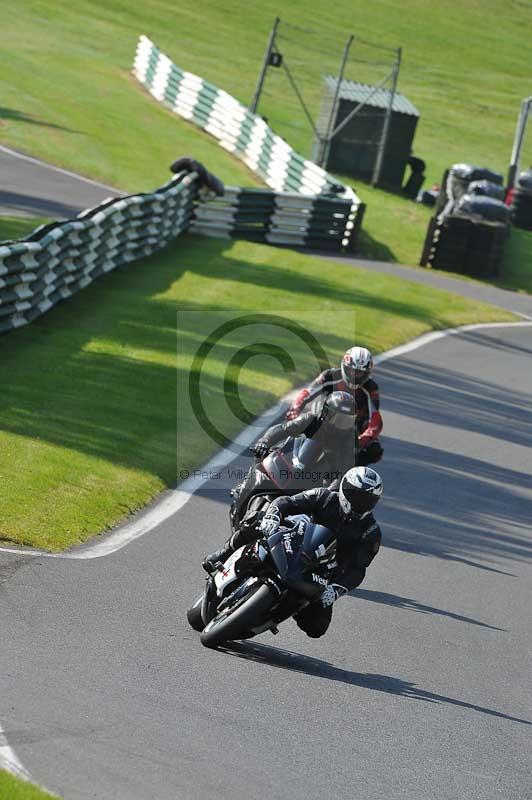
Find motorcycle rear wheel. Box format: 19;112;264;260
200;583;275;649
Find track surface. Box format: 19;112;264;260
1;325;531;800
0;145;120;219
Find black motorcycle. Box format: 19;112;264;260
187;515;337;649
230;435;336;534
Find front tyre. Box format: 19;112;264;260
186;594;205;632
200;583;275;649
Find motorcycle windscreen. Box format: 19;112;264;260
262;450;295;490
291;436;323;468
301;522;337;567
263;436;324;491
267;517;306;579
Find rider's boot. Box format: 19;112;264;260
230;480;244;499
202;526;259;574
202;534;237;574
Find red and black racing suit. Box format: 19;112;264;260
269;488;382;638
288;368;383;465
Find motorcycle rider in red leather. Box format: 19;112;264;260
287;346;383;466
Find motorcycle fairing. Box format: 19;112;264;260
213;546;247;596
267;518;336;600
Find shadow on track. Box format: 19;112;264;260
351;588;505;631
0;190;81;219
378;437;532;572
221;641;531;726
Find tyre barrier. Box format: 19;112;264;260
0;169;200;336
420;164;509;277
511;171;532;231
132;35;364;252
420;213;509;278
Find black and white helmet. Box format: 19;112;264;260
341;346;374;388
339;466;383;516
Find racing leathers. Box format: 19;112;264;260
213;487;381;638
287;368;383;465
266;488;381;637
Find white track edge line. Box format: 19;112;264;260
1;319;531;561
0;144;124;195
0;720;32;781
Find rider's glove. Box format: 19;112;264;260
320;583;348;608
260;507;281;536
286;388;310;420
253;439;270;460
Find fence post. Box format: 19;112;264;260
317;34;354;167
250;17;280;115
371;47;401;187
508;96;532;188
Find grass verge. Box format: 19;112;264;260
0;771;59;800
0;235;516;551
0;216;48;242
0;2;531;288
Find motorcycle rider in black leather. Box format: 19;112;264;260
203;466;383;638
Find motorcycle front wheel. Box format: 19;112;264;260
186;593;205;632
200;583;276;649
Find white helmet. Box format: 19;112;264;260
339;466;383;517
341;346;374;388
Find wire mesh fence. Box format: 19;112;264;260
255;18;399;168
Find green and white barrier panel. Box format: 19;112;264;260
193;187;361;250
0;170;199;335
132;35;364;250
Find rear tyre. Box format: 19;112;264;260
200;583;275;649
186;594;205;632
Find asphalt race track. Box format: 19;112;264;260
0;145;120;219
1;324;531;800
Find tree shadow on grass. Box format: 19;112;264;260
221;641;531;726
0;107;80;133
0;235;528;555
0;238;362;489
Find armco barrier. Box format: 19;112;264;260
0;170;199;335
132;36;364;251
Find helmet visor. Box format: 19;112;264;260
342;363;370;386
334;411;357;430
338;489;351;515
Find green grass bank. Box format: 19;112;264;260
0;236;516;551
1;1;531;277
0;771;60;800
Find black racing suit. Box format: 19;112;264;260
288;368;384;466
232;487;382;638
